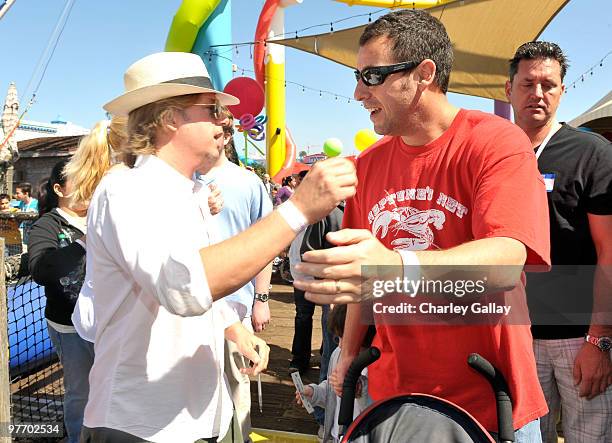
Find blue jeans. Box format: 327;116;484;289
47;323;95;443
489;418;542;443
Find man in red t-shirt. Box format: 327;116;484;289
292;10;551;441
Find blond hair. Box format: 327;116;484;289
126;94;200;156
64;116;128;207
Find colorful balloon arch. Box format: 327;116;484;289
164;0;436;179
165;0;233;90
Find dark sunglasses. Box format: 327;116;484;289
191;102;223;120
354;61;421;86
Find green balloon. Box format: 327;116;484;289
323;138;343;157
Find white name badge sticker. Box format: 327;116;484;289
542;173;556;193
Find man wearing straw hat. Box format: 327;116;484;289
80;52;356;443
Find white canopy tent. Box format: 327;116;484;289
568;90;612;137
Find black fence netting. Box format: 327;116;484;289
3;215;66;441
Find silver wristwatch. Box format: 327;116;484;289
254;292;269;303
585;334;612;352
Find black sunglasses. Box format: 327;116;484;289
354;61;421;86
191;102;223;120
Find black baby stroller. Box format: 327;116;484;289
338;348;515;443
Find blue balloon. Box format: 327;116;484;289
192;0;233;90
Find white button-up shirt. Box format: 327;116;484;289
83;155;235;442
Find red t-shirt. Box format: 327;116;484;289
344;109;550;432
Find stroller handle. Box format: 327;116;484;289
338;347;381;434
468;353;515;443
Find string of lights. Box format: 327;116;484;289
208;52;358;104
272;7;387;39
206;7;388;51
197;8;391;107
194;3;611;98
566;49;612;93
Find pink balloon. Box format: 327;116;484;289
223;77;265;118
239;114;256;130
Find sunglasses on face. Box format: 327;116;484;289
354;61;421;86
190;102;223;120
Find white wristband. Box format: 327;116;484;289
277;200;308;233
397;249;421;282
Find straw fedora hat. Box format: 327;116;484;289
103;52;240;116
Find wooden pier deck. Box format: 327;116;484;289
249;280;323;437
8;279;565;442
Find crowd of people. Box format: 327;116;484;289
0;181;39;255
290;11;611;443
1;8;609;443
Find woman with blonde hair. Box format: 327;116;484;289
64;116;133;208
64;117;133;346
26;119;132;442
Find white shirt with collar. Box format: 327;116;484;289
83;155;237;442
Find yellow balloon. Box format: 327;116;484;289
354;129;378;152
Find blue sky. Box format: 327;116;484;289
1;0;610;158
